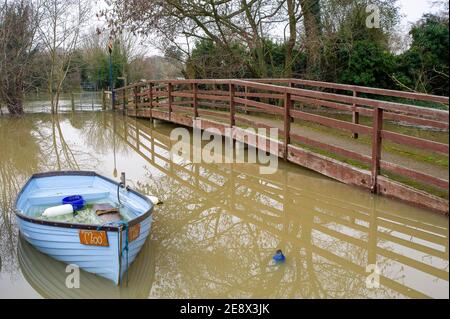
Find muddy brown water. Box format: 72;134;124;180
0;112;448;299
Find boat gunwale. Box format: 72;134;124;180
14;171;153;232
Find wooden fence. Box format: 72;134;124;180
113;78;449;214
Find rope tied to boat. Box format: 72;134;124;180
117;182;123;206
121;221;130;287
115;181;130;285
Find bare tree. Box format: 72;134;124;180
81;28;150;87
0;0;41;115
299;0;321;77
101;0;292;78
38;0;90;113
284;0;302;77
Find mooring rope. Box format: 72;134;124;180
117;183;123;206
121;221;130;286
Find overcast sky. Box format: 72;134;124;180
94;0;444;56
399;0;443;25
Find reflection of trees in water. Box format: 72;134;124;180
0;116;41;277
1;113;446;298
51;114;80;171
77;112;129;155
44;114;101;171
116;118;448;298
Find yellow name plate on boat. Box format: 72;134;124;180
79;230;109;247
129;224;141;243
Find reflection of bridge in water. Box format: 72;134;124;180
113;115;448;299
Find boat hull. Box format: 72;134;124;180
15;171;154;285
18;215;152;284
18;233;156;298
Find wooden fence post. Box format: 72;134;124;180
289;82;295;123
156;86;160;106
284;90;292;160
230;82;236;127
352;90;359;139
71;93;75;111
371;107;383;193
148;83;153;121
168;82;173;120
122;88;126;110
192;82;198;118
102;91;106;110
134;85;138;111
244;86;248;114
122;88;126;115
100;92;106;110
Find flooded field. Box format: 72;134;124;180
0;92;104;115
0;112;448;299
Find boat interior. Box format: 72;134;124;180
15;173;152;222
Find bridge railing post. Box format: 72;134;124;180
168;82;173;120
230;82;236;127
155;85;159;106
192;82;198;118
121;88;125;111
244;85;248;114
148;83;153;120
139;84;143;109
289;81;295;123
102;91;107;111
371;107;383;193
284;90;291;160
134;85;138;112
352;90;359;139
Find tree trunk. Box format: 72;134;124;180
301;0;322;79
5;78;25;115
285;0;297;77
7;99;24;115
241;0;269;78
255;42;269;78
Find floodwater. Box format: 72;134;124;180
0;92;103;115
0;112;448;299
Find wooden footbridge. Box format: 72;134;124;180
112;78;449;214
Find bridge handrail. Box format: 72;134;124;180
114;77;450;105
111;77;449;212
247;78;449;105
115;78;449;120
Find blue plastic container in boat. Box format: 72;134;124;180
62;195;85;211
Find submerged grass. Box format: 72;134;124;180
290;109;449;168
292;140;448;200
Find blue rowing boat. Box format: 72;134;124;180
14;171;154;285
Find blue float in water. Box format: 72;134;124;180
273;249;286;263
62;195;85;211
